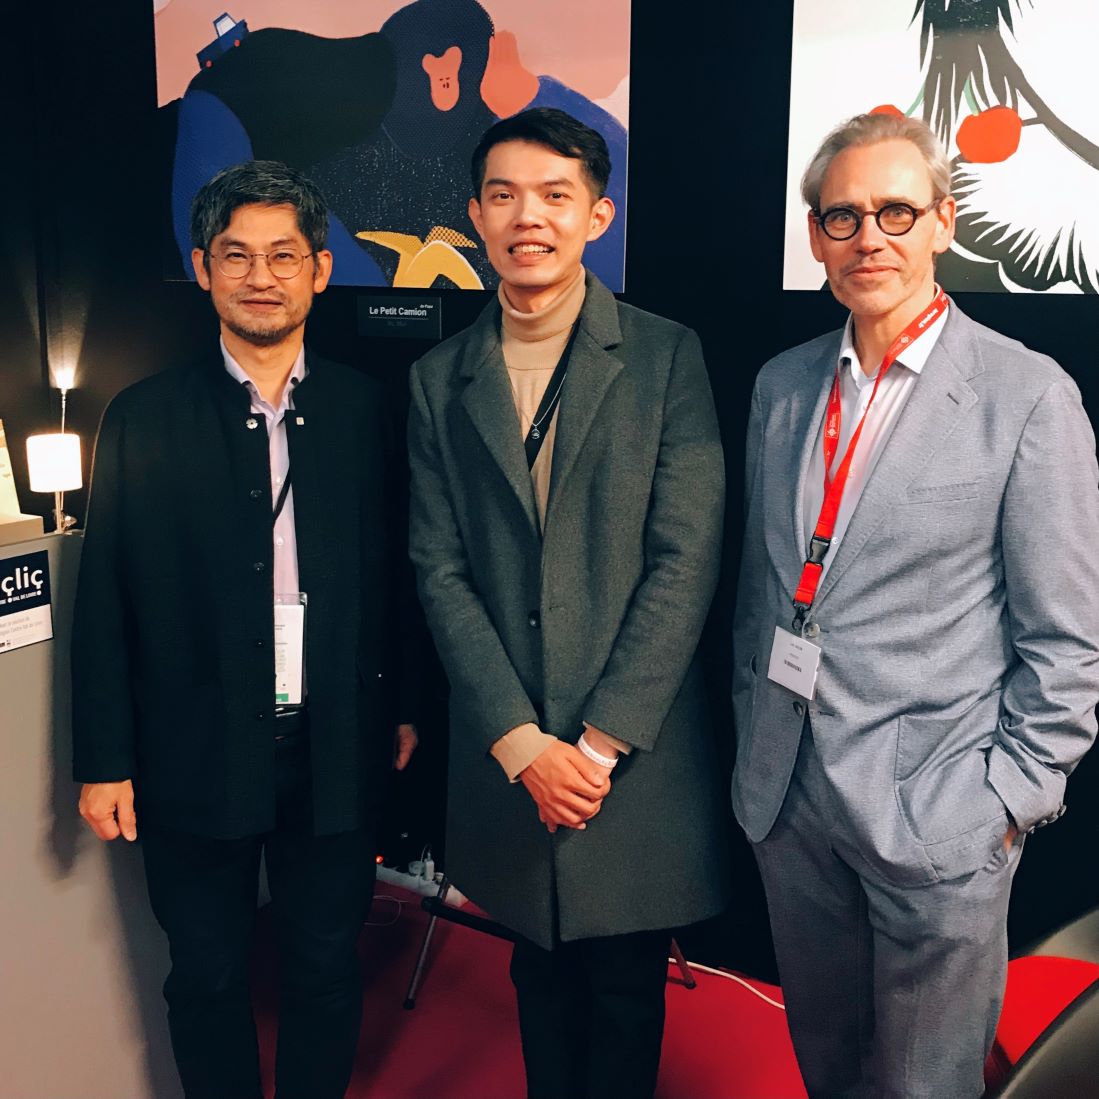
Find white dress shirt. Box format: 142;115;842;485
802;307;948;583
221;340;306;598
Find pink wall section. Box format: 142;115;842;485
154;0;630;108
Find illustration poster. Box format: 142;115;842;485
785;0;1099;294
154;0;631;290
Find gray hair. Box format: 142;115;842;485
189;160;330;255
800;114;952;210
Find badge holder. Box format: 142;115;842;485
767;625;821;701
275;592;307;706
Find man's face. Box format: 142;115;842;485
808;139;955;326
192;203;332;346
468;140;614;308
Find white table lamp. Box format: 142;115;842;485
26;432;82;532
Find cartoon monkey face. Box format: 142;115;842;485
422;46;462;111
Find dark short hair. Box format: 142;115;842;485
189;160;330;255
470;108;611;199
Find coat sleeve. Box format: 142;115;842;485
731;378;765;717
581;328;725;751
988;376;1099;832
71;398;137;783
407;363;540;754
377;376;429;729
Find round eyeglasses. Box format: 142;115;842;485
209;249;315;279
814;200;941;241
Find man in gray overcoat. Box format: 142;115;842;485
407;108;729;1099
732;113;1099;1098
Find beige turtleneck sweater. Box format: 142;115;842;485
488;269;631;782
498;265;585;530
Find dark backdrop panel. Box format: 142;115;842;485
0;40;51;523
12;0;1097;980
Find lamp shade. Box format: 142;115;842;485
26;433;82;493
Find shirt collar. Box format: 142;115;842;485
837;301;949;390
220;339;307;413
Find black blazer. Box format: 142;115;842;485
72;351;407;838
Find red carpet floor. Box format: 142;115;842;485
251;886;807;1099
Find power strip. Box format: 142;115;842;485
376;866;468;907
376;866;436;896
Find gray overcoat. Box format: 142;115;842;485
408;272;729;948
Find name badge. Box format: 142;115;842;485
275;593;307;705
767;625;821;701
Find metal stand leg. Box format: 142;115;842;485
670;936;696;989
402;878;696;1007
403;876;450;1009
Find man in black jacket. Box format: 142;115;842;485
72;160;416;1099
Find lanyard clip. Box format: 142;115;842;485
807;535;831;566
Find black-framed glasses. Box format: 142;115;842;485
813;200;941;241
209;249;315;279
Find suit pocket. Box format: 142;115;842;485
134;680;225;807
903;479;982;503
894;707;1007;851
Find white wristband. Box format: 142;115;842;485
578;734;618;769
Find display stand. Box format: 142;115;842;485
0;533;180;1099
404;876;697;1010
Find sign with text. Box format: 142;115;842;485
358;295;443;341
0;550;53;654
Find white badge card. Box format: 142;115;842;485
274;593;307;705
767;625;821;701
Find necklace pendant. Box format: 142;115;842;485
530;426;540;440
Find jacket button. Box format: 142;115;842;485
804;622;820;639
793;701;805;716
528;611;540;628
254;639;265;648
253;561;266;572
250;489;263;500
255;710;266;720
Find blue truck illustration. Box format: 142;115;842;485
197;13;250;70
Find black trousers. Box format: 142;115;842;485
509;928;673;1099
141;731;376;1099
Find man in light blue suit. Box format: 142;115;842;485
731;112;1099;1098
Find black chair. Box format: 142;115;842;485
983;907;1099;1098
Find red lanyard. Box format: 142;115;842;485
792;287;948;628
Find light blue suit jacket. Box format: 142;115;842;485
732;303;1099;886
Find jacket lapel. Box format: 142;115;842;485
790;346;837;565
283;356;344;588
458;295;541;535
813;306;981;608
545;274;623;522
758;339;837;598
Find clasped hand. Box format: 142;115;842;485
519;740;612;833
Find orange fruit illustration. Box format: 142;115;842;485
957;106;1023;163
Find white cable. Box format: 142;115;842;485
365;894;404;927
670;958;787;1011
